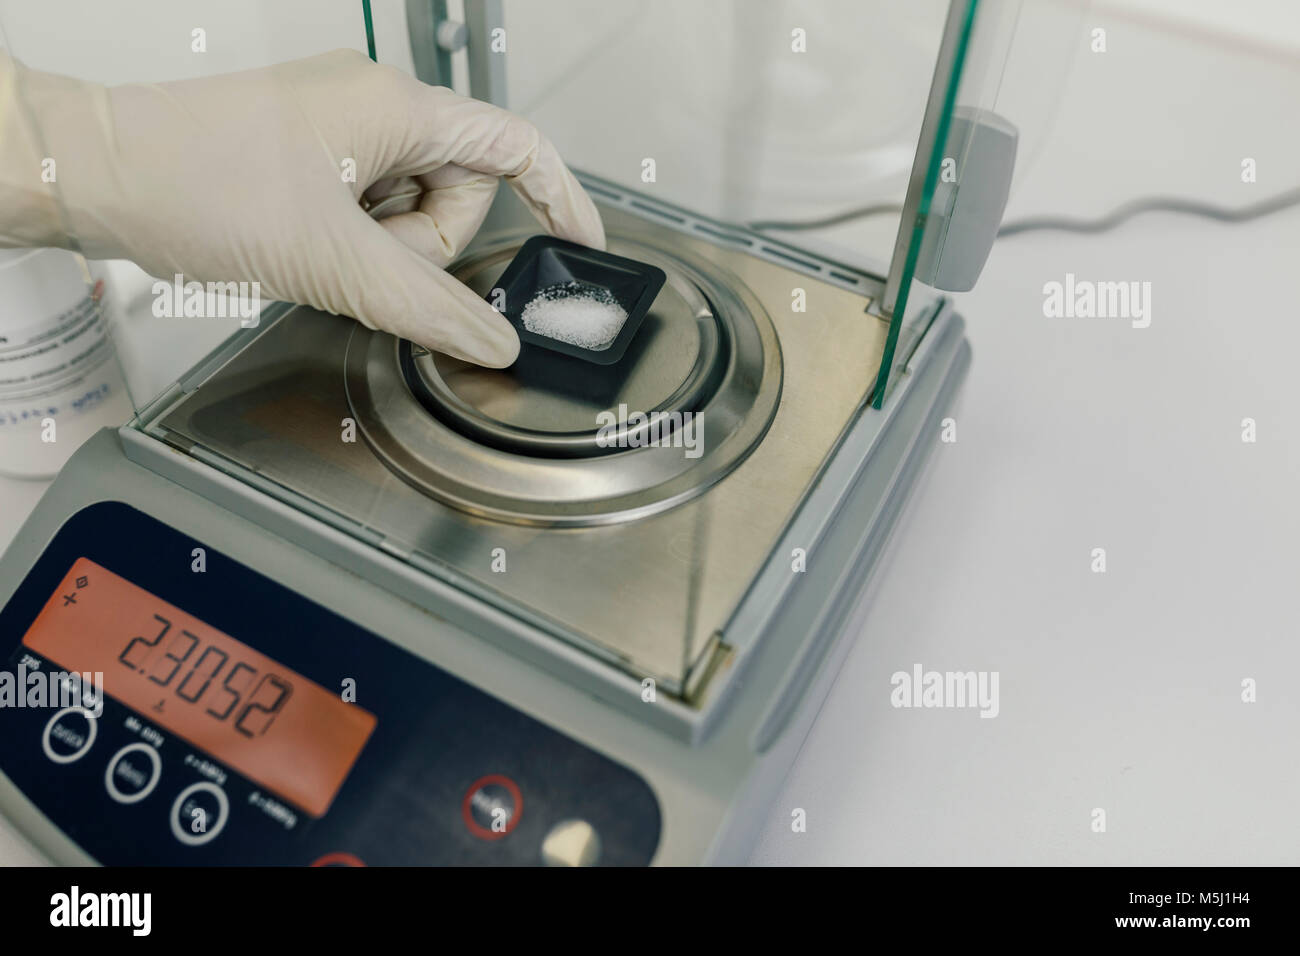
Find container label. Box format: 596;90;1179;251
0;292;116;421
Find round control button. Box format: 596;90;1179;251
104;743;162;805
462;774;523;840
311;852;366;867
541;819;602;867
170;781;229;847
41;706;98;765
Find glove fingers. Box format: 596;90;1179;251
503;133;606;252
362;175;422;217
341;209;519;367
401;86;606;250
375;166;499;268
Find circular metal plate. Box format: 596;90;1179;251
345;234;782;526
406;242;725;458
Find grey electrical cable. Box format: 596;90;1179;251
748;203;906;233
748;187;1300;237
997;188;1300;236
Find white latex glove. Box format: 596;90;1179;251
0;48;605;367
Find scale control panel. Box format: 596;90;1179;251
0;502;661;865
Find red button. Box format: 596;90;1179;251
311;852;366;867
462;774;523;840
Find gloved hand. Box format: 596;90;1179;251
0;48;605;367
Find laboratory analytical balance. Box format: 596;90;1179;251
0;1;1034;864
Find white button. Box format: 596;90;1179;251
170;781;230;847
541;819;601;867
41;706;98;765
104;742;162;804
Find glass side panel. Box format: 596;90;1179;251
873;0;1087;405
875;0;986;407
500;0;953;279
485;0;1052;405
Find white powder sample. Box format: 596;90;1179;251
520;282;628;351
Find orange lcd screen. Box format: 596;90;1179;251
22;558;376;817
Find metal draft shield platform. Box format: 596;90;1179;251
142;195;893;703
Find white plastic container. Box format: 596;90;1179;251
0;247;133;479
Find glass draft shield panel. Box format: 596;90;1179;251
874;0;1086;405
499;0;952;284
476;0;1064;403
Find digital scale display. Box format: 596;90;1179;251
21;558;376;817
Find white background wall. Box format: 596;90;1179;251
1107;0;1300;54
